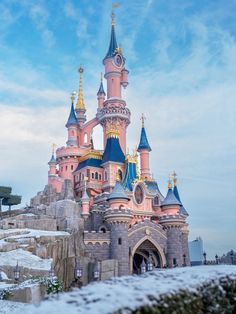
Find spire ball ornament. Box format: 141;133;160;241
78;65;84;73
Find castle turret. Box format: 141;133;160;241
159;177;185;267
76;66;86;126
105;178;133;276
66;93;78;147
98;11;130;154
97;73;106;108
137;115;152;180
48;145;57;178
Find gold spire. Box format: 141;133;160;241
141;113;146;128
52;143;56;155
168;174;173;189
172;171;177;186
76;65;85;111
111;3;120;26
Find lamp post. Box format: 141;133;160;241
75;259;83;285
14;262;20;282
203;252;207;265
230;250;234;265
183;254;186;267
215;254;219;265
140;259;146;274
49;263;54;277
147;254;153;272
93;260;100;281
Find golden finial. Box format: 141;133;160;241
106;120;120;138
141;113;146;127
172;171;177;186
76;65;85;110
52;143;56;155
71;91;76;103
168;174;173;189
111;3;120;26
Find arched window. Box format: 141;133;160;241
71;165;73;171
71;130;75;136
95;172;98;180
153;196;159;206
92;173;94;179
65;166;68;171
100;227;106;233
118;169;122;181
99;174;102;180
118;238;122;245
105;171;107;181
84;133;88;143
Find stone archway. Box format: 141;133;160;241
130;236;166;274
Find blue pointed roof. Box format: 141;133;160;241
161;188;181;207
48;154;56;165
66;102;77;128
97;81;105;95
173;185;189;216
75;158;102;171
104;24;118;60
102;137;125;164
107;181;130;201
137;127;151;152
123;161;138;191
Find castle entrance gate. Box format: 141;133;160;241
132;239;163;274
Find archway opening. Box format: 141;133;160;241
132;239;162;274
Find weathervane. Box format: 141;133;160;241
111;2;120;25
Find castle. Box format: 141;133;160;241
31;12;190;275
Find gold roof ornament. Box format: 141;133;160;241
106;120;120;138
76;65;85;111
168;174;173;189
111;3;120;26
52;143;56;155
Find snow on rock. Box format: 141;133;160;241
0;249;52;270
26;265;236;314
0;228;70;240
0;300;29;313
0;271;8;280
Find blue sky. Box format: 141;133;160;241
0;0;236;259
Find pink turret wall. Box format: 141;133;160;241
139;150;151;179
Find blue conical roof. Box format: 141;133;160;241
107;181;130;201
173;185;189;216
48;154;56;165
137;127;151;152
66;102;77;128
104;24;118;60
97;81;105;95
161;188;181;207
102;137;125;164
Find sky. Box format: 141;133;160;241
0;0;235;259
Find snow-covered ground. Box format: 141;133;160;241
0;249;52;270
0;300;29;314
21;265;236;314
0;228;69;240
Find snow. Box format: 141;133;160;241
0;249;52;270
0;271;8;280
0;300;29;313
25;265;236;314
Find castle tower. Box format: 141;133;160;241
97;12;130;154
105;178;133;276
172;172;190;266
48;145;57;179
76;66;86;126
66;93;78;147
137;115;152;180
159;177;185;267
97;73;106;108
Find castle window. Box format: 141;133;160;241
100;227;106;233
71;130;75;136
99;174;102;180
118;238;122;245
61;166;63;172
153;196;159;206
118;169;122;181
105;171;107;181
95;172;98;180
92;173;94;179
71;165;73;170
84;133;88;143
66;166;68;171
